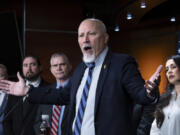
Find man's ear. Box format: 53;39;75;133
50;66;53;74
105;33;109;44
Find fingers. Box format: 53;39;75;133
149;65;163;82
1;89;10;94
0;80;10;89
145;80;156;92
155;65;163;75
147;80;156;88
0;81;10;94
17;72;23;81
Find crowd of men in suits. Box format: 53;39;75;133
0;52;72;135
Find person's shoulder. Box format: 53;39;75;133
49;82;57;88
74;62;86;71
110;52;137;63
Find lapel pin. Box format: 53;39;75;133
104;64;106;69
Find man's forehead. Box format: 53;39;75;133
79;20;98;29
51;57;65;63
78;20;105;34
23;58;37;63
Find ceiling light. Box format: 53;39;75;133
114;25;120;32
170;17;176;22
140;1;146;8
127;13;132;20
178;48;180;54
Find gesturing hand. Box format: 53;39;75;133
145;65;163;94
0;72;29;96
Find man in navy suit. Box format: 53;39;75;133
0;64;8;135
49;52;72;135
0;18;162;135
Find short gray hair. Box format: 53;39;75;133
0;64;7;73
50;52;70;65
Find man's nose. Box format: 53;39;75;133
27;65;33;70
84;35;89;43
57;65;62;70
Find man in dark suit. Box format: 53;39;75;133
0;64;8;135
0;18;162;135
3;55;52;135
49;52;72;135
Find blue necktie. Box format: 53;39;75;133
73;62;95;135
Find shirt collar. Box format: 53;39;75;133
56;79;69;88
26;76;41;87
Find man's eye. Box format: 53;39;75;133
23;64;28;67
31;63;37;66
79;34;84;37
89;32;96;35
52;65;57;67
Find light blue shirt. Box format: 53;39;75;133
55;80;69;135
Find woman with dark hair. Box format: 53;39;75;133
150;55;180;135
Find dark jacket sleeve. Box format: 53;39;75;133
28;81;71;106
132;104;155;135
121;56;156;105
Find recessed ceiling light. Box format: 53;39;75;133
140;1;146;8
127;13;132;20
170;17;176;22
114;25;120;32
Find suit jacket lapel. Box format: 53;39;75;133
95;51;112;115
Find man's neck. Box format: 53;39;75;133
56;78;68;85
26;76;41;87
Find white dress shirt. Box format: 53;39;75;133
72;47;108;135
150;90;180;135
0;92;6;108
24;77;41;101
25;77;41;88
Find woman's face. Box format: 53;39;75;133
166;59;180;85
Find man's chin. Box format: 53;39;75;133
25;75;38;81
83;54;95;63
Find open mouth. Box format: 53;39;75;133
84;46;92;51
168;75;174;79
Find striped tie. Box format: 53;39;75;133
73;62;95;135
51;105;61;135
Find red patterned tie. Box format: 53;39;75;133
51;105;61;135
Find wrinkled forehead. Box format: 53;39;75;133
51;56;65;64
78;19;105;33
